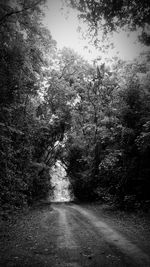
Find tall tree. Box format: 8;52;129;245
0;0;57;211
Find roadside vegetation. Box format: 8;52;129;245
0;0;150;219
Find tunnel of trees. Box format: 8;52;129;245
0;0;150;217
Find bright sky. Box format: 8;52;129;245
43;0;148;62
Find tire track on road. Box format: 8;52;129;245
71;205;150;267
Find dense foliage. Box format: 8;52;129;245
62;55;150;207
1;0;150;215
0;0;58;213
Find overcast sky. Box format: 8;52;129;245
43;0;148;62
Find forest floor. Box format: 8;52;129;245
0;202;150;267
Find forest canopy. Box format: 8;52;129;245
67;0;150;45
0;0;150;217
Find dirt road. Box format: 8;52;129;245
0;203;150;267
